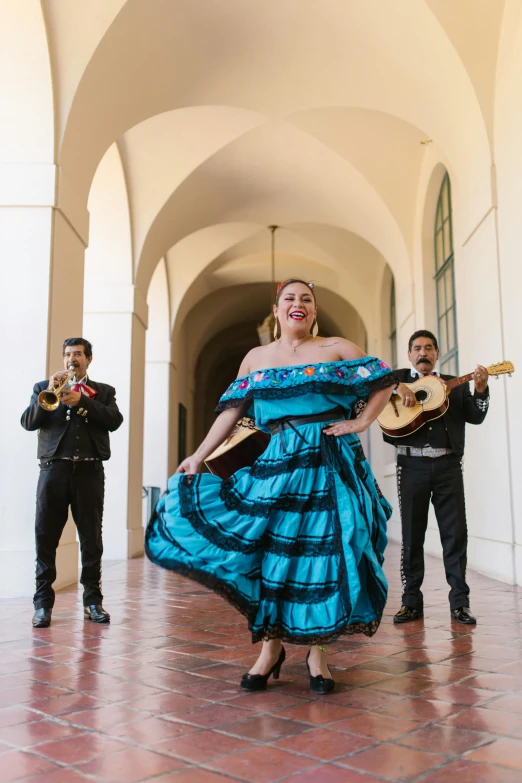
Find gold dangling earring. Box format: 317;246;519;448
273;318;279;341
312;319;319;338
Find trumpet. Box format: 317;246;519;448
38;366;77;411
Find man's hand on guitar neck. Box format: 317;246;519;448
473;365;489;394
396;383;417;408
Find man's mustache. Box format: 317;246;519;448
416;358;431;363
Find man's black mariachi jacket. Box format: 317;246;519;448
383;369;490;458
21;379;123;461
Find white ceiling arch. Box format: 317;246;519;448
134;119;410;295
176;282;368;382
118;106;267;262
171;247;383;354
166;222;387;334
50;0;494;222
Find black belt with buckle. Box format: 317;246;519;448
268;407;346;451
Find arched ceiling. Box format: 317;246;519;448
177;282;367;380
37;0;512;345
167;224;386;341
48;0;495;192
424;0;506;143
133;118;410;292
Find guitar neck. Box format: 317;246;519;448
444;372;475;391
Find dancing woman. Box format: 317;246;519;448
146;279;397;693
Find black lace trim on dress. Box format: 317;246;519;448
321;435;352;622
263;530;337;558
178;475;261;554
220;481;334;518
261;579;339;604
254;617;382;644
215;373;398;412
365;554;387;617
250;447;323;478
146;518;382;644
178;476;342;558
146;436;387;644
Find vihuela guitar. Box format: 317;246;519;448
205;418;270;480
377;361;514;438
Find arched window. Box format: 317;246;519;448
389;276;397;369
434;173;458;374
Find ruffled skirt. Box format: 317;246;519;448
145;423;391;645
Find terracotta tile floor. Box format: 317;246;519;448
1;543;522;782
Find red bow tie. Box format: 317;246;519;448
72;382;97;398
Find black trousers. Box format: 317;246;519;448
396;454;469;611
34;460;105;609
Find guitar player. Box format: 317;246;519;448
386;330;490;625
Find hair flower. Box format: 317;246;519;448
304;366;316;376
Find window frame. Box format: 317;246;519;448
434;173;458;375
178;403;187;464
389;276;397;369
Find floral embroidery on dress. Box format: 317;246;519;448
221;357;392;401
216;357;396;413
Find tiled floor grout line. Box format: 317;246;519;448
2;548;522;783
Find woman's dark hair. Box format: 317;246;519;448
275;279;316;304
408;330;438;352
62;337;93;359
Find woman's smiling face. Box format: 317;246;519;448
274;282;316;335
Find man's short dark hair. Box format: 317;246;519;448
408;330;438;352
62;338;93;359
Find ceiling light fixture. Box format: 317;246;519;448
256;225;278;345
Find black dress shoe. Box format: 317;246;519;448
393;606;424;624
84;605;110;623
451;607;476;625
241;647;285;691
306;651;335;694
32;608;52;628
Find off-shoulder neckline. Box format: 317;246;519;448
240;356;378;380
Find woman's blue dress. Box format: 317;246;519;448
146;357;395;645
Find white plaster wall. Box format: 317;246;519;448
372;164;517;588
0;207;83;597
0;208;53;596
143;260;172;493
455;212;514;582
495;2;522;585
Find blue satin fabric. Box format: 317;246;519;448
146;358;393;644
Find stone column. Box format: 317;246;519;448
0;165;87;597
143;345;174;495
83;284;147;559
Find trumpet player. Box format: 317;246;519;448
21;338;123;628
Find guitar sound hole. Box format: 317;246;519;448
415;389;428;403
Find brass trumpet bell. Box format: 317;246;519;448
38;368;76;411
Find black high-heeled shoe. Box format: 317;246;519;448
241;646;286;691
306;650;335;694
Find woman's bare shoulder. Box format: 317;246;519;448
317;337;366;361
236;345;272;377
